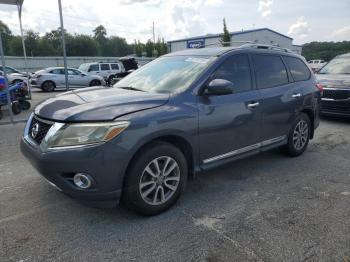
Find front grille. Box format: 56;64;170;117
322;89;350;100
28;116;53;144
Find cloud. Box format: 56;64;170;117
258;0;273;18
288;17;310;40
119;0;161;6
331;25;350;40
164;0;209;40
205;0;223;7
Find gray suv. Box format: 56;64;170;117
21;45;321;215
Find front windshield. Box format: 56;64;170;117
318;57;350;74
113;56;215;93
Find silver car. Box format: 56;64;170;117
30;67;105;92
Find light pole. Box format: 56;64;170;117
58;0;69;91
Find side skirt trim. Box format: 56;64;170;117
202;135;286;164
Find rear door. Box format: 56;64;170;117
49;69;65;87
198;54;262;165
99;63;111;79
251;53;302;142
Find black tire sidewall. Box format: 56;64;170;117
12;102;22;115
90;80;101;86
123;142;188;216
286;113;311;157
42;81;55;92
19;101;31;110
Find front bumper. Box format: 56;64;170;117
320;98;350;117
20;135;129;208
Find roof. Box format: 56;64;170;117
167;28;293;43
165;46;238;57
165;44;301;57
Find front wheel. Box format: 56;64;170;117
89;80;101;87
123;142;188;216
282;113;311;157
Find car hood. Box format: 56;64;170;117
35;87;169;122
316;74;350;88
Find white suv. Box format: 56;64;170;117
79;62;125;83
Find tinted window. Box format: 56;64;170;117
318;57;350;74
111;64;119;70
283;56;310;82
50;69;64;74
67;69;79;75
100;64;110;71
253;55;289;89
212;55;252;93
88;64;99;72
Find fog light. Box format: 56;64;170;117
73;173;92;189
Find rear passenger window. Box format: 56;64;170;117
253;55;289;89
111;64;119;70
283;56;311;82
100;64;110;71
88;64;99;72
212;55;252;93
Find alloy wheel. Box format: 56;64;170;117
139;156;180;206
292;120;309;151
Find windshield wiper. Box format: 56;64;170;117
119;86;145;92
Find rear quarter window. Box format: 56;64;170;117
88;64;99;72
283;56;311;82
252;54;289;89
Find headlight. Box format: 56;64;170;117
40;121;129;151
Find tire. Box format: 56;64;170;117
282;113;311;157
107;75;115;86
41;81;56;92
89;80;101;87
123;141;188;216
12;102;22;115
19;100;31;110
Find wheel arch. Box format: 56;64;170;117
300;108;315;139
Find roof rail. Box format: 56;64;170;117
239;43;294;53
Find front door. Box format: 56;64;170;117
198;54;262;165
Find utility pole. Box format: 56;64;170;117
152;21;155;43
58;0;69;91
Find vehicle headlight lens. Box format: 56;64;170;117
40;121;129;150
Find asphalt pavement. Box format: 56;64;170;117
0;96;349;261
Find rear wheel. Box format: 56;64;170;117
123;141;188;216
12;102;22;115
19;100;31;110
89;79;101;86
282;113;311;157
41;81;55;92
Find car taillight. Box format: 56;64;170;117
316;83;323;92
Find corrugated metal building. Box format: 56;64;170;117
168;28;302;54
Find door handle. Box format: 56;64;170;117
247;102;260;108
292;93;301;98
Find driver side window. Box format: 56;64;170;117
212;55;252;93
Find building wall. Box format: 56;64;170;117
169;29;302;54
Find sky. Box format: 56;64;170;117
0;0;349;45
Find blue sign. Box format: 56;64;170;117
187;39;205;49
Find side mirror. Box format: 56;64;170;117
205;79;234;96
81;73;86;76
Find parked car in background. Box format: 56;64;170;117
30;67;105;92
21;45;321;215
316;53;350;117
308;60;326;72
115;57;138;78
0;65;29;84
79;62;124;84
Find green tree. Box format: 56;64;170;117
302;41;350;61
145;40;154;57
0;20;13;54
221;18;231;47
